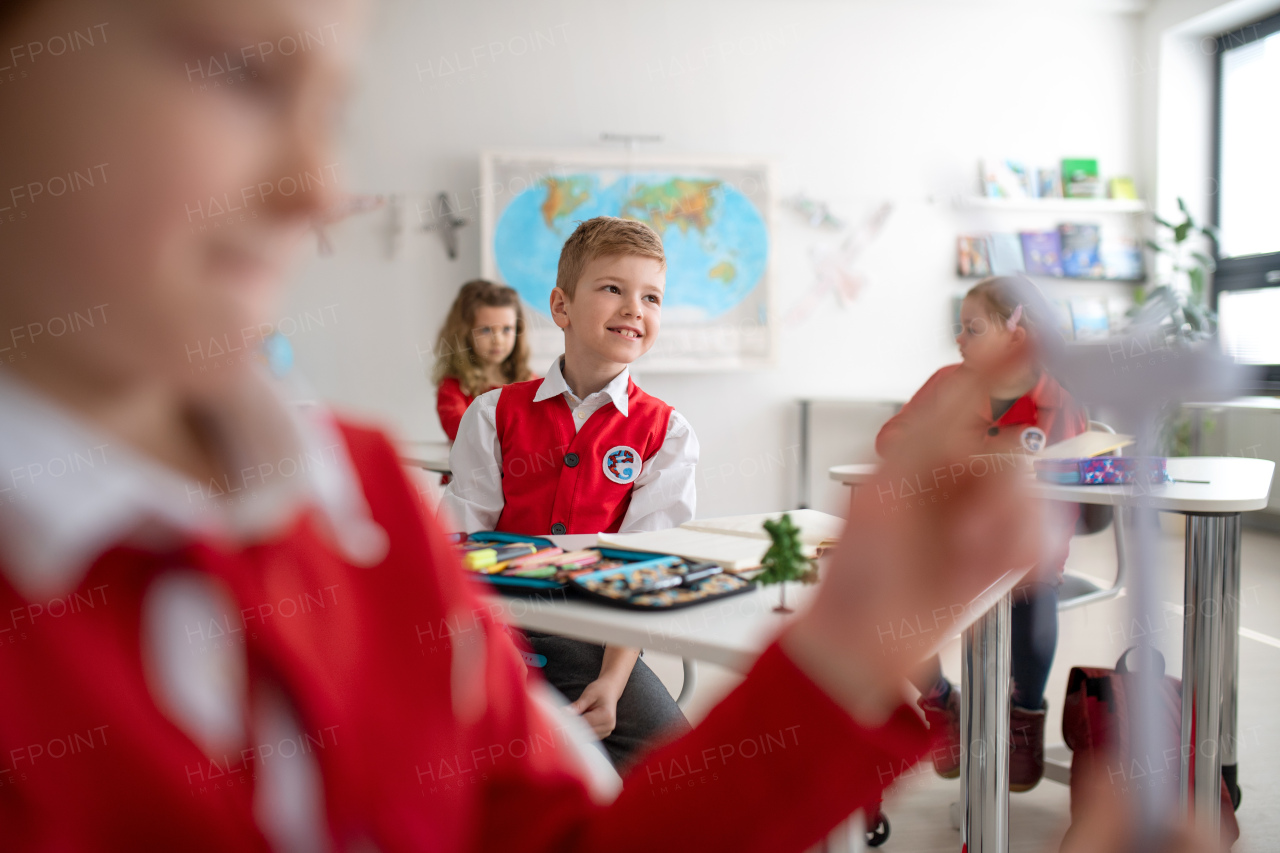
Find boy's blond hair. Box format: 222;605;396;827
556;217;665;299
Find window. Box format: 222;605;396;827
1214;12;1280;289
1214;12;1280;387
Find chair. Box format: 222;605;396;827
1043;419;1129;785
1055;420;1129;612
676;658;697;710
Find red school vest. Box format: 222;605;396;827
493;378;673;536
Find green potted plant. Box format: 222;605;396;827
1132;198;1218;457
758;514;820;613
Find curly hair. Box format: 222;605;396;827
431;280;532;396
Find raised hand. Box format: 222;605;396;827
783;364;1044;720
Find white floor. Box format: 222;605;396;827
645;519;1280;851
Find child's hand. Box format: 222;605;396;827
568;680;624;739
783;365;1044;721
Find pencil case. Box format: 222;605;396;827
455;532;568;594
1034;456;1169;485
454;533;756;609
569;554;755;611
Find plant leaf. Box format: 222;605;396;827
1188;267;1205;301
1174;221;1191;242
1153;215;1176;230
1177;197;1188;213
1144;239;1165;253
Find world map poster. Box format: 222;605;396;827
480;150;773;372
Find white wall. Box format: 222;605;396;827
1140;0;1279;226
286;0;1144;518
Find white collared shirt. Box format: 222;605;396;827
0;370;384;601
439;358;698;534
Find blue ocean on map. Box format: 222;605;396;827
493;173;768;321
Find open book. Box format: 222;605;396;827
1038;431;1133;460
597;509;844;571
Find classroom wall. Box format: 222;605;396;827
285;0;1145;518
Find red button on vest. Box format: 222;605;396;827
493;378;673;535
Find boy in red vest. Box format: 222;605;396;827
442;217;696;768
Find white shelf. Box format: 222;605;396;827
958;272;1146;285
957;197;1148;214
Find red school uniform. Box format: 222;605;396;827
876;364;1089;581
493;376;671;536
436;376;488;442
0;400;929;851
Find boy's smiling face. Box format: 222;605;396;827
551;253;665;368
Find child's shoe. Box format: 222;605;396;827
916;689;962;779
1009;702;1047;792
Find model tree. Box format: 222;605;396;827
758;514;819;613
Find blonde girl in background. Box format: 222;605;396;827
433;279;534;441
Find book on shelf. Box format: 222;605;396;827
1051;299;1076;341
1100;237;1143;280
596;510;844;571
957;235;991;277
1059;223;1104;278
1070;297;1110;340
1038;168;1064;198
986;233;1026;275
1108;177;1138;200
981;158;1034;198
1061;158;1101;199
1019;230;1064;276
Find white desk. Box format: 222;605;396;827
399;440;452;475
490;535;800;673
831;457;1276;849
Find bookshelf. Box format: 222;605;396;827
953;194;1150;285
955;197;1148;214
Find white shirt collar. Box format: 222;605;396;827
0;370;386;602
533;357;631;416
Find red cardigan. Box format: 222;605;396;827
436;376;485;442
0;420;928;851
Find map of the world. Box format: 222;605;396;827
481;153;773;371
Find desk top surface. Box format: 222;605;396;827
398;440;452;473
830;457;1276;513
486;534;801;671
1182;397;1280;411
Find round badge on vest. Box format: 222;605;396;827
1020;426;1047;453
602;445;640;485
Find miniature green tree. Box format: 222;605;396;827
758;514;819;613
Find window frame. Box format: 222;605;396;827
1212;10;1280;299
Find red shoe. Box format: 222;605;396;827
917;689;962;779
1010;702;1046;792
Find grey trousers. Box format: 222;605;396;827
525;631;691;772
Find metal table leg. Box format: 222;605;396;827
961;591;1012;853
1218;515;1242;806
1180;514;1238;837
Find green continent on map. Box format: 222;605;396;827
541;177;592;227
622;179;720;235
709;260;736;284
